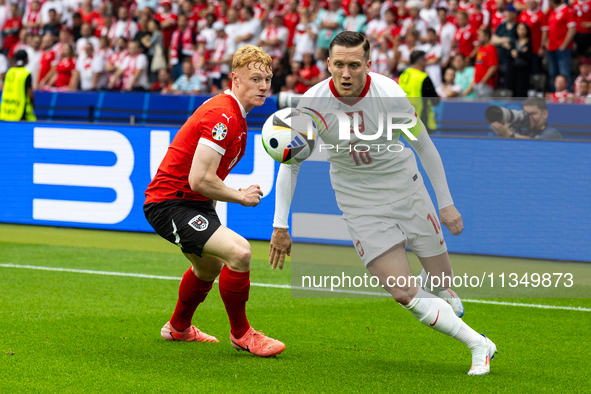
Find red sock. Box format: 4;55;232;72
218;266;250;339
170;268;214;332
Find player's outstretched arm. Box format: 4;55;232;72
189;144;263;206
407;126;463;235
269;162;301;270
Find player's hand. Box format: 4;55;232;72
440;205;463;235
490;121;512;137
238;184;263;207
269;228;291;270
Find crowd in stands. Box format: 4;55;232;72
0;0;590;101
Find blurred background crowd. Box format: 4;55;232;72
0;0;589;100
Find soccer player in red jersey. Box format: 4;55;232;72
144;45;285;357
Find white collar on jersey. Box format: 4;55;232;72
224;89;248;118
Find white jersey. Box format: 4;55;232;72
297;72;424;207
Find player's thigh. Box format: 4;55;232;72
183;253;224;282
144;199;222;257
398;186;448;260
342;205;408;267
366;242;418;303
202;226;251;272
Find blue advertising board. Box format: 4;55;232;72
1;121;590;262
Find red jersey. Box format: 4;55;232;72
155;12;178;47
145;91;248;204
283;11;300;47
518;9;548;54
38;49;57;83
489;10;505;31
54;57;76;87
455;25;476;58
573;0;591;34
474;44;498;87
295;65;320;93
80;9;101;26
2;17;22;51
467;7;489;31
547;4;577;51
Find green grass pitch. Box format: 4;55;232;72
1;223;590;393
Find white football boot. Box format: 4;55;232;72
468;335;498;376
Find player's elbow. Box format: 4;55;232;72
188;171;207;193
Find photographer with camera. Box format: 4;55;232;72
487;97;564;140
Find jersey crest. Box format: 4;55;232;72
212;122;227;140
188;215;209;231
346;111;365;134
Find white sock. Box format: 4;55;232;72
402;288;462;336
402;288;485;350
453;321;486;350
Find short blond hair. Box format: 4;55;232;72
232;45;272;72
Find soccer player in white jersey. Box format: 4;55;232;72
269;31;497;375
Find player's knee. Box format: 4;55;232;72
227;241;251;271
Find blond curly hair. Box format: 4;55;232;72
231;45;272;73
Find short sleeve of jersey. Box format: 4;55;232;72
198;107;236;156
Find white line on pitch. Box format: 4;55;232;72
1;263;590;312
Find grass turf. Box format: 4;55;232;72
1;223;590;393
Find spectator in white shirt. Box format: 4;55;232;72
114;7;138;42
109;40;148;91
418;28;443;87
420;0;439;28
258;12;289;59
435;7;457;68
402;0;429;40
224;7;241;46
76;23;100;54
234;6;261;48
73;42;104;90
364;1;386;47
25;34;43;88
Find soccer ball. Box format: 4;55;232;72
261;108;319;164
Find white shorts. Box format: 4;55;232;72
341;185;448;266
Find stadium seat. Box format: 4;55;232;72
530;74;547;93
492;88;513;98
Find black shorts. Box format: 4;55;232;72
144;199;222;257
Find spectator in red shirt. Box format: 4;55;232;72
453;11;477;59
180;0;200;31
79;0;101;27
47;43;76;90
37;33;57;87
294;52;320;93
151;68;173;92
546;0;576;90
572;0;591;56
489;0;506;32
473;27;498;97
517;0;548;75
155;0;178;49
468;0;490;32
2;4;23;55
23;0;43;36
284;0;300;51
